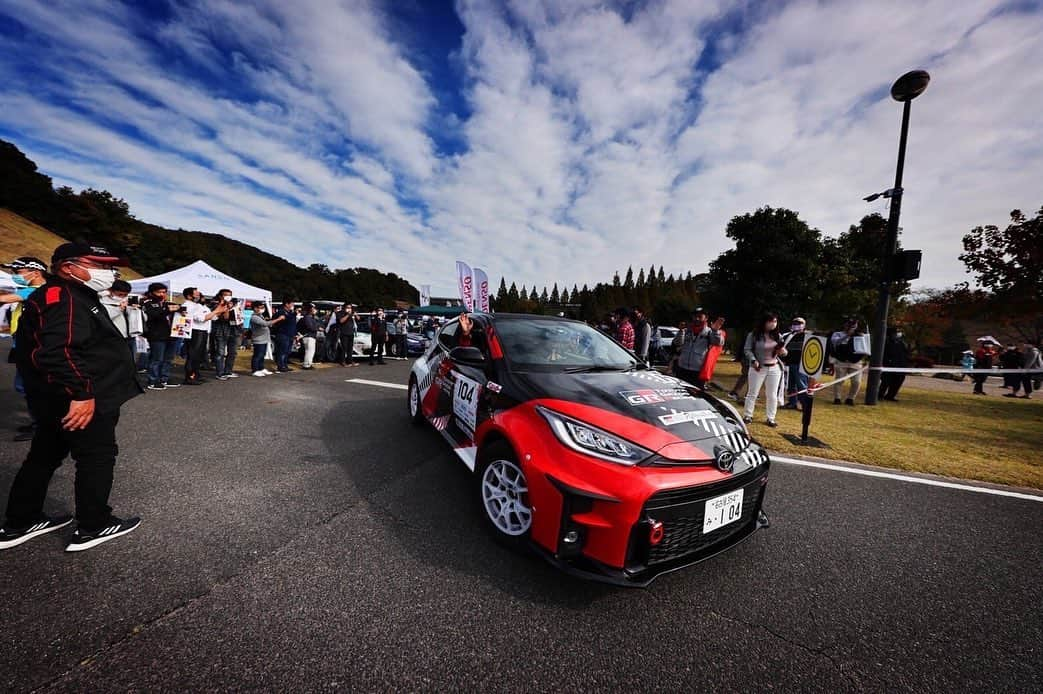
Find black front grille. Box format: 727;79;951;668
645;464;763;509
636;467;768;567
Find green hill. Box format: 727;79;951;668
0;208;141;279
0;139;416;306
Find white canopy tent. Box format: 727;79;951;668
128;260;272;304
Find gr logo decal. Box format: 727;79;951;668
620;388;694;405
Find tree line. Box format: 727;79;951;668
494;204;1042;362
0;139;418;307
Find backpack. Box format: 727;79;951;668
831;337;857;363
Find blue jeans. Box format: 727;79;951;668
787;362;808;406
213;330;239;376
148;339;175;385
273;334;292;370
251;343;268;372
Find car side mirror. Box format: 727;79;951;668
450;346;486;367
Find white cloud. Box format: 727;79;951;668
0;0;1039;299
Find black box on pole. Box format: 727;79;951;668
891;249;922;281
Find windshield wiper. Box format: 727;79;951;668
564;364;629;373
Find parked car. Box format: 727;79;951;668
407;313;770;586
649;325;679;365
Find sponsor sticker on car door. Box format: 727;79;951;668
453;373;481;437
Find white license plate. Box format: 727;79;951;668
703;488;745;534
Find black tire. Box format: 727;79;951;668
475;441;532;546
407;375;425;425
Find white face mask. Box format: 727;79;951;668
75;266;118;292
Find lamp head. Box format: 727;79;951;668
891;70;930;102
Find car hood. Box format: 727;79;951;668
512;369;748;449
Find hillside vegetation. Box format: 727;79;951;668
0;139;416;305
0;208;141;279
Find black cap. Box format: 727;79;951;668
2;256;47;272
51;242;126;266
110;279;132;293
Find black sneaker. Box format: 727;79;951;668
16;424;34;433
147;384;166;391
845;398;855;406
66;517;141;552
0;515;74;550
833;398;841;405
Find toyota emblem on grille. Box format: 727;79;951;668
714;447;736;472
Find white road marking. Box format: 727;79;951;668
770;455;1043;503
345;379;408;391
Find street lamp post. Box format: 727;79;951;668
865;70;930;406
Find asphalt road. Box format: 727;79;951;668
0;357;1040;692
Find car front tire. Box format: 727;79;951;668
408;376;425;425
476;441;532;546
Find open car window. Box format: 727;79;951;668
495;319;637;372
437;320;458;350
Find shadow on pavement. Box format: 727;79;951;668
320;397;618;608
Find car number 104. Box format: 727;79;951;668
702;489;744;534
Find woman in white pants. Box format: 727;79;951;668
743;313;788;427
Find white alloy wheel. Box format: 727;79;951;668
408;377;424;424
481;459;532;536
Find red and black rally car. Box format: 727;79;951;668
408;313;770;586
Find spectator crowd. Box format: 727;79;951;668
0;245;1039;554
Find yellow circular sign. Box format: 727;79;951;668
801;336;825;376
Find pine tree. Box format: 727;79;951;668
520;286;529;301
624;266;635;290
508;282;520;301
572;284;580;301
612;272;621;287
540;286;550;303
636;268;646;287
560;287;570;304
496;277;508;302
550;283;560;304
647;264;657;288
657;266;666;284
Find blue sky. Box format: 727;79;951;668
0;0;1040;297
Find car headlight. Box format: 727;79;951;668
537;406;653;466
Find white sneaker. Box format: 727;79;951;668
253;370;266;377
227;373;239;378
262;369;273;375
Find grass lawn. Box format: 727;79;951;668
708;360;1043;490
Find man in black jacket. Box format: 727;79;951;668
0;243;142;552
879;327;910;401
369;308;388;365
141;282;182;390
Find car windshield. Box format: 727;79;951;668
494;318;638;372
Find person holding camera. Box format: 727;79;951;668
141;283;183;390
211;289;240;381
829;318;867;405
182;287;227;385
369;308;389;365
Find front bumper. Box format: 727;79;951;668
539;461;770;587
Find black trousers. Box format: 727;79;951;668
674;365;706;388
184;329;209;381
370;336;386;363
5;395;120;531
879;372;906;400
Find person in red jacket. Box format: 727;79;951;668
0;243;142;552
